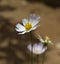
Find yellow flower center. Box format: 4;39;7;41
45;36;50;40
36;49;39;53
25;23;32;30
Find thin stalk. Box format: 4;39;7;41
36;55;39;64
41;53;45;64
29;31;33;64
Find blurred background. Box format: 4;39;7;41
0;0;60;64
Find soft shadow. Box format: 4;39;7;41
27;0;60;8
0;5;16;11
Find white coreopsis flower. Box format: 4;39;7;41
38;35;52;46
27;43;47;55
15;14;40;34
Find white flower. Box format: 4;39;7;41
38;35;52;45
27;43;47;55
15;14;40;34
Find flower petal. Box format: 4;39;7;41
30;14;36;21
32;20;40;27
22;19;28;26
38;43;44;50
40;47;47;54
32;25;40;30
27;44;32;51
33;44;38;54
16;23;25;32
25;25;39;33
18;31;26;34
33;43;44;54
30;14;40;27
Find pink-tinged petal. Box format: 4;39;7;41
22;19;28;26
38;43;44;51
33;44;38;54
38;43;44;48
36;16;40;22
30;14;36;21
40;47;47;54
30;14;40;27
30;14;40;22
33;43;46;54
33;43;43;54
33;43;38;49
16;23;25;32
27;43;47;55
32;20;40;27
27;44;32;51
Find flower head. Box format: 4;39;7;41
15;14;40;34
38;35;52;46
27;43;47;55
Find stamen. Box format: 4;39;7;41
25;22;32;30
45;36;50;40
36;49;39;54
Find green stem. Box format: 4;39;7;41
29;31;33;64
37;55;39;64
41;53;45;64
